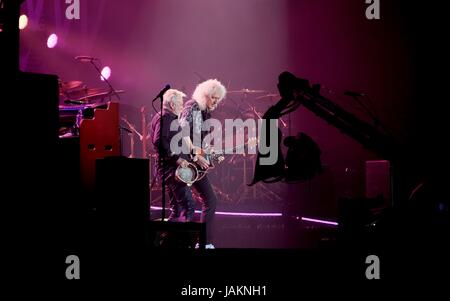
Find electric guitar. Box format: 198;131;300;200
175;138;258;186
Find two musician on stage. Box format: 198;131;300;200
149;79;227;249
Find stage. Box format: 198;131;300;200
2;0;449;292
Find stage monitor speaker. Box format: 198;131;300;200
95;157;149;222
95;157;150;249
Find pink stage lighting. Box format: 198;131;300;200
47;34;58;48
19;14;28;30
301;217;338;226
101;66;111;81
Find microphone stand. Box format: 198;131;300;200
155;96;166;221
150;85;170;221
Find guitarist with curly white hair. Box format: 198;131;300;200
178;79;227;249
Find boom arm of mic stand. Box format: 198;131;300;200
89;60;121;100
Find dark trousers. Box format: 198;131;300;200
160;168;217;244
192;175;218;243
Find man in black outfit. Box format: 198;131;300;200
179;79;227;249
150;89;192;222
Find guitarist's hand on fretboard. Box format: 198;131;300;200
216;155;225;163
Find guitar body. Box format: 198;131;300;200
175;138;257;186
175;154;216;186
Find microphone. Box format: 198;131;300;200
152;84;171;102
344;90;366;97
75;56;98;62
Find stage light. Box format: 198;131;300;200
47;33;58;48
301;217;338;226
100;66;111;81
19;14;28;30
150;205;338;225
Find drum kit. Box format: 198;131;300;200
195;88;286;204
59;79;124;106
226;87;287;127
58;79;124;137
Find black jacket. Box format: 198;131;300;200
150;110;185;169
179;99;212;149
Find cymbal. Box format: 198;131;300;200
254;93;279;100
65;88;124;101
228;88;267;94
59;80;83;92
59;102;103;110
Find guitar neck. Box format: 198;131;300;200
217;140;255;155
201;139;257;163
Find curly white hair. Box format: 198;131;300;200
192;79;227;110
